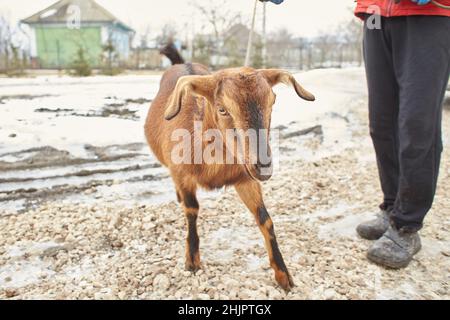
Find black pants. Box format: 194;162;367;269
363;16;450;231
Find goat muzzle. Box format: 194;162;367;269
245;134;273;181
245;159;273;182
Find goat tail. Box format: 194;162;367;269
160;42;185;66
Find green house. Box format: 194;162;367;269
21;0;134;69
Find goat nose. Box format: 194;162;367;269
254;162;273;181
255;160;272;170
257;156;272;166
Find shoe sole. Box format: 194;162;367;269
367;251;412;269
367;243;422;269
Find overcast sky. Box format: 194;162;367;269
0;0;356;38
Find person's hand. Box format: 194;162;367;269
411;0;432;5
259;0;284;4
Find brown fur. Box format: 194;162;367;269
144;63;315;291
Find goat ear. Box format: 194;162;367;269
165;75;216;120
258;69;315;102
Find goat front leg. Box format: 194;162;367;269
235;180;294;291
177;185;201;272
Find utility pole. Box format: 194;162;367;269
298;38;304;71
262;1;267;68
190;20;195;61
244;0;258;67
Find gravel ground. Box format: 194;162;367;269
1;89;449;301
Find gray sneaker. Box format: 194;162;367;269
367;226;422;269
356;210;390;240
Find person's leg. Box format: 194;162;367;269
357;16;400;240
391;16;450;231
368;16;450;269
363;17;401;213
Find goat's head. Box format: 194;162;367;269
165;67;315;181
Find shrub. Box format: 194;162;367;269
100;40;123;76
69;47;92;77
6;45;26;77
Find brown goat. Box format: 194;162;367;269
144;63;315;291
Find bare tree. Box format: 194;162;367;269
0;14;28;75
266;28;294;68
156;23;178;46
0;15;13;72
190;0;243;64
314;33;335;67
134;25;152;69
140;25;152;48
341;19;364;66
192;34;212;66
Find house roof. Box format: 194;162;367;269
21;0;134;32
223;23;260;42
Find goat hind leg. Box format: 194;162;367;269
179;187;201;272
235;180;294;291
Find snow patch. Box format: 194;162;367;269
0;241;61;289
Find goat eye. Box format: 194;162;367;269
218;107;229;116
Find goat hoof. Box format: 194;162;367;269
185;261;201;273
275;271;294;292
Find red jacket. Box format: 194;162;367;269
355;0;450;17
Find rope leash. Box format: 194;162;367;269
431;0;450;9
